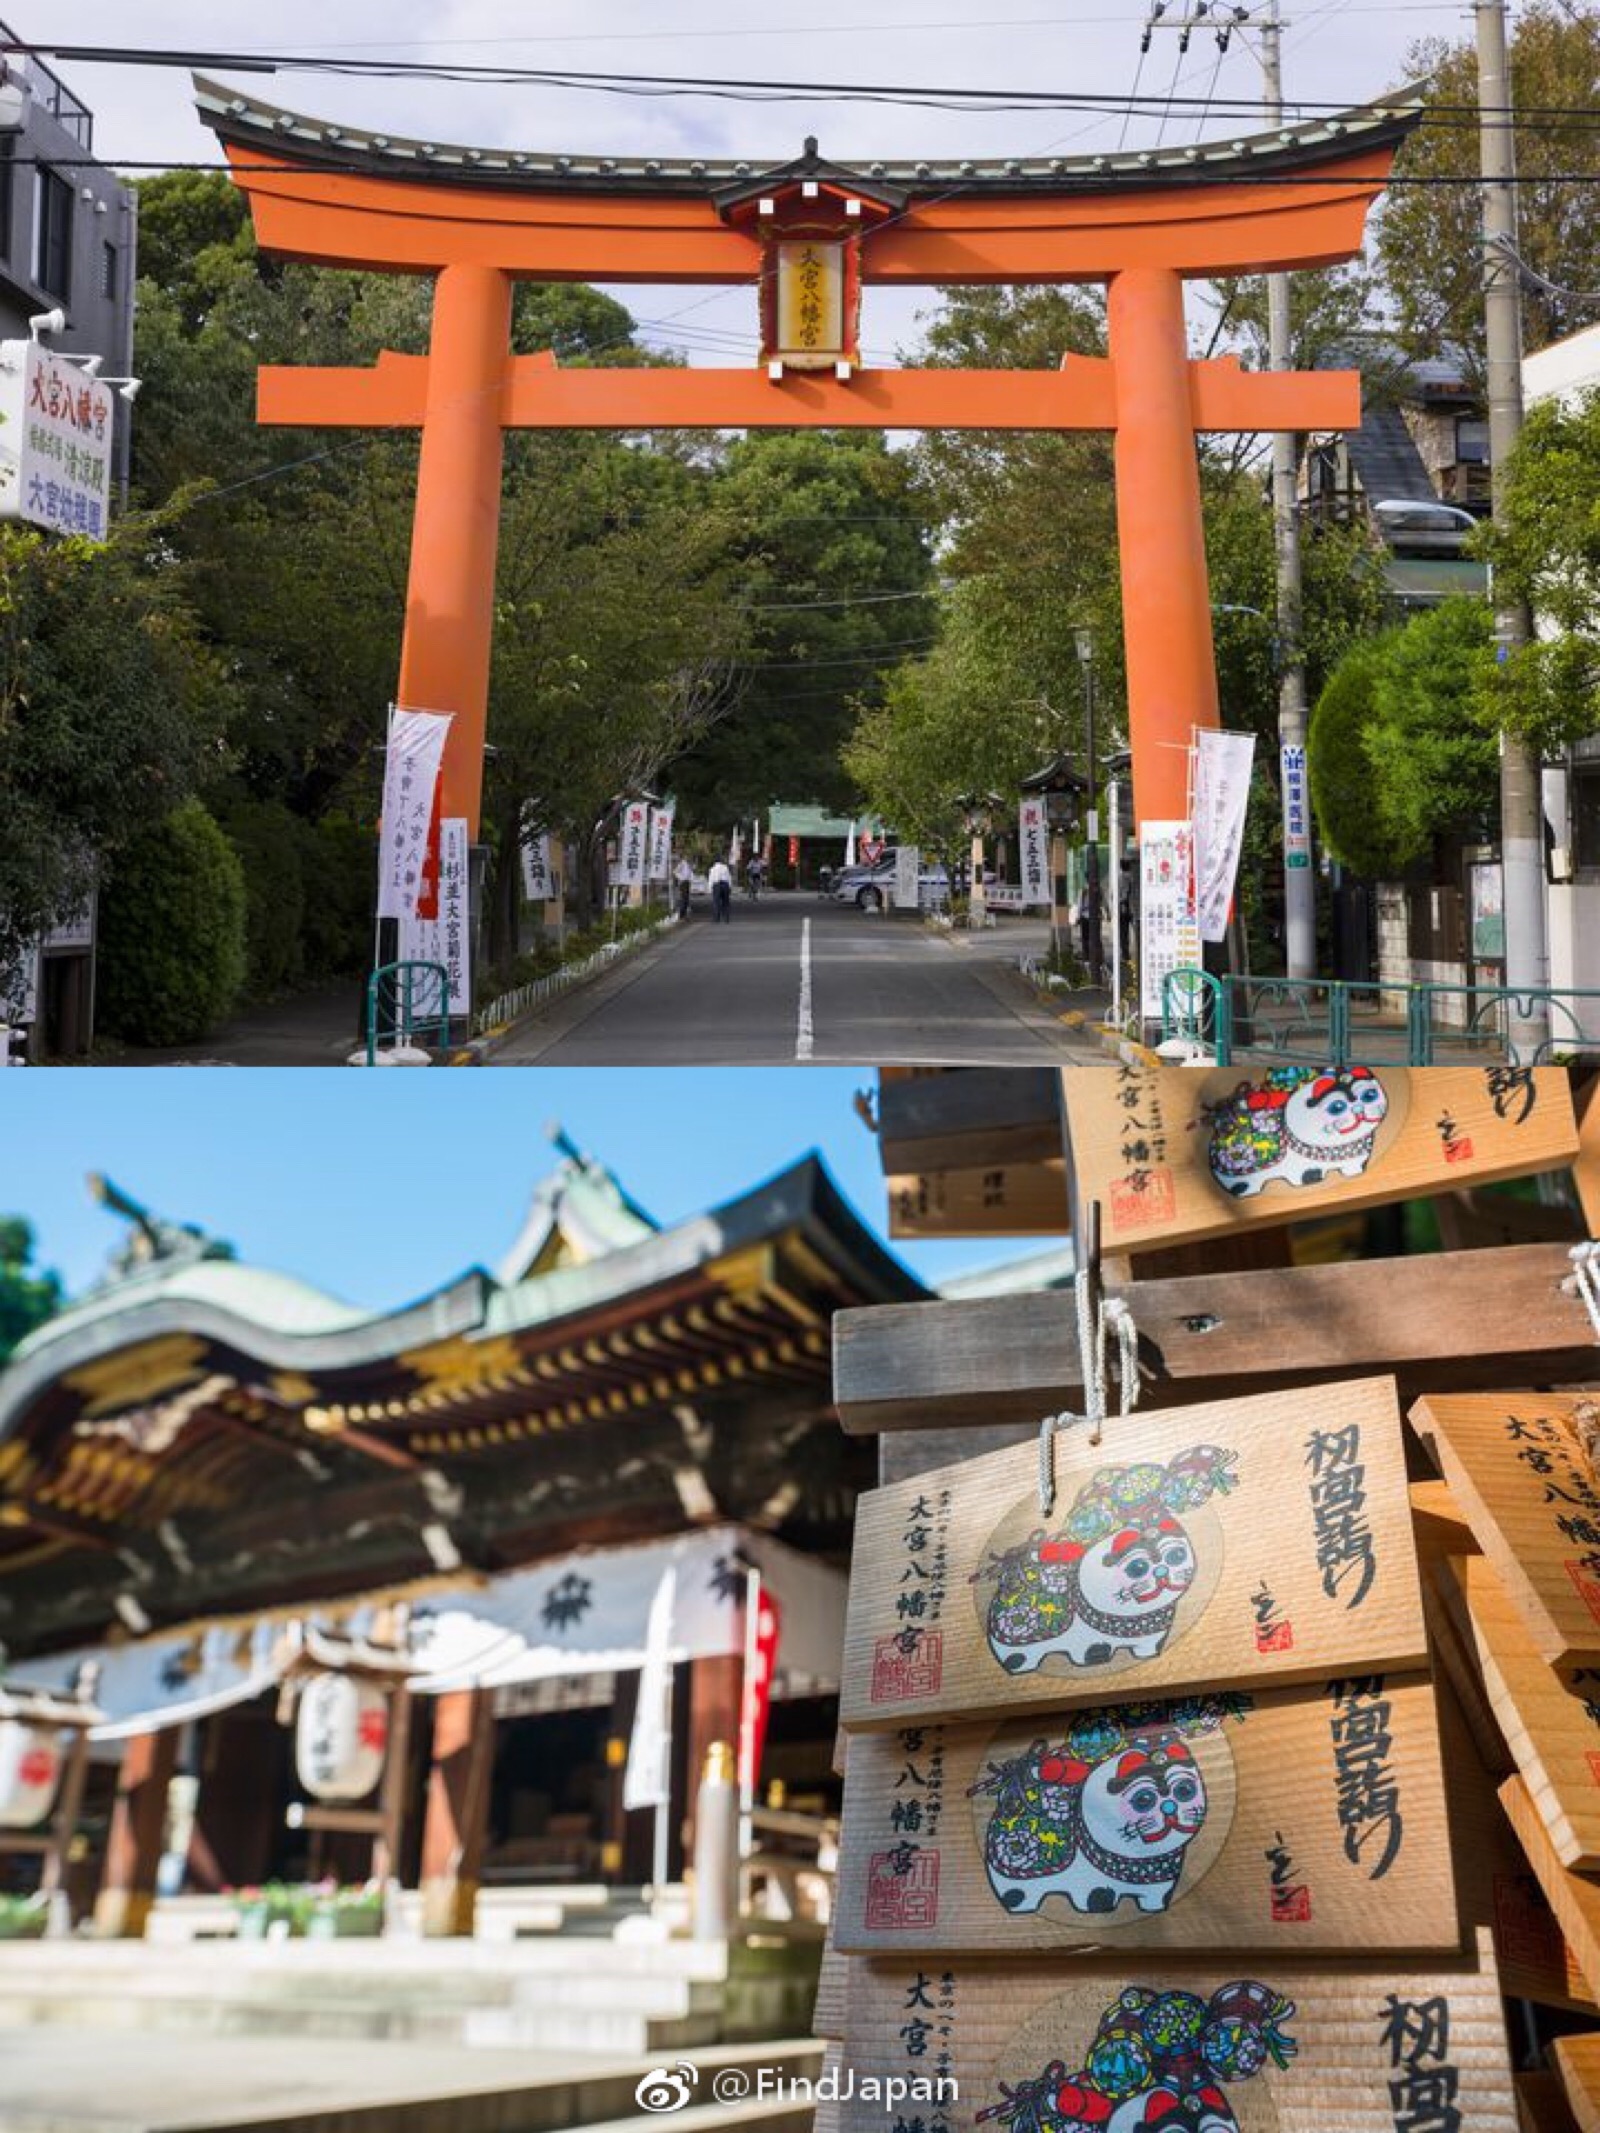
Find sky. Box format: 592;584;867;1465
0;1067;1066;1308
44;0;1462;368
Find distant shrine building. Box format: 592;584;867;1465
0;1145;921;1937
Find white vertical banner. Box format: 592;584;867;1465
1139;820;1200;1022
647;807;675;883
1281;741;1312;876
623;1565;677;1813
618;802;649;889
401;819;470;1015
1192;729;1256;944
377;708;452;920
893;844;921;910
1018;796;1051;910
520;830;552;904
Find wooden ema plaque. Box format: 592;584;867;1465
1409;1484;1511;1783
1061;1065;1577;1255
1502;1773;1600;2006
1555;2037;1600;2133
840;1377;1424;1732
1457;1550;1600;1872
1413;1393;1600;1677
888;1160;1070;1241
832;1935;1517;2133
833;1672;1456;1956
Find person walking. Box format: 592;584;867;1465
708;856;733;925
674;855;693;921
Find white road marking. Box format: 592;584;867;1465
796;917;815;1061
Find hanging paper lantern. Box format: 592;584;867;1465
0;1721;63;1830
294;1674;388;1802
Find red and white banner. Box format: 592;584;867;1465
617;802;650;889
377;708;452;920
1139;818;1201;1021
1192;729;1256;944
738;1586;783;1806
647;807;675;884
1018;796;1051;910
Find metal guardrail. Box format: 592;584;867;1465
472;916;675;1037
1161;969;1600;1068
365;960;451;1065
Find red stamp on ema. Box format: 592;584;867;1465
1565;1560;1600;1627
1108;1168;1176;1230
1586;1751;1600;1788
1254;1620;1295;1654
871;1629;943;1702
865;1849;940;1931
1270;1885;1312;1924
1443;1138;1476;1165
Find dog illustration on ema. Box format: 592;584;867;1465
969;1697;1245;1918
975;1448;1238;1677
1205;1065;1389;1199
978;1979;1296;2133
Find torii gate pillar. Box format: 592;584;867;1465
398;264;513;828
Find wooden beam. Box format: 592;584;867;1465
832;1241;1600;1434
874;1068;1063;1178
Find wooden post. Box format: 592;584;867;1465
396;262;513;839
1107;265;1220;827
684;1655;742;1862
418;1688;495;1937
36;1722;93;1911
371;1682;414;1890
93;1728;179;1939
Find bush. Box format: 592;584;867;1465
219;797;305;999
1308;639;1395;877
301;815;376;978
98;800;248;1044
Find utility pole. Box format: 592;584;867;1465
1477;0;1549;1054
1138;0;1315;978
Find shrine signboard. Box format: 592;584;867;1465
840;1377;1424;1732
834;1670;1456;1955
1062;1065;1578;1255
830;1939;1518;2133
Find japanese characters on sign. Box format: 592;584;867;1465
1281;740;1312;872
400;818;470;1014
775;240;846;367
616;801;649;890
1138;820;1200;1021
647;806;675;883
1192;729;1256;944
0;341;115;542
376;708;452;921
893;846;921;911
519;829;553;904
1018;798;1051;911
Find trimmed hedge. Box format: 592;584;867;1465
98;801;247;1045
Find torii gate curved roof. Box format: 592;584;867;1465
194;76;1421;281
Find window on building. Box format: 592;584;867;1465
99;239;116;302
1456;417;1490;464
1572;763;1600;875
34;168;73;301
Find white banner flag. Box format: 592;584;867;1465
1018;796;1051;910
893;844;921;910
1139;819;1201;1022
377;708;452;920
617;801;650;889
647;807;675;883
1192;729;1257;944
399;818;470;1015
520;831;552;904
623;1565;677;1812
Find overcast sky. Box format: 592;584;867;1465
46;0;1464;365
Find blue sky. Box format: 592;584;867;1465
0;1069;1063;1306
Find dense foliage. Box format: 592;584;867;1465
0;1219;62;1365
96;799;249;1044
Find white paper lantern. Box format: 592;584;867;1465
0;1721;63;1830
294;1674;388;1802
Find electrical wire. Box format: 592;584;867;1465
1487;229;1600;306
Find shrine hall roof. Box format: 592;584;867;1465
0;1154;923;1656
194;77;1422;198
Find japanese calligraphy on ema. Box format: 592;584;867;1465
0;342;116;542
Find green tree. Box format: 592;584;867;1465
1309;601;1499;877
0;1219;62;1365
1475;385;1600;752
97;800;248;1045
1377;3;1600;376
0;521;230;974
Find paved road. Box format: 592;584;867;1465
495;892;1104;1065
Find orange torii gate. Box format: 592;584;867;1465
197;77;1416;846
